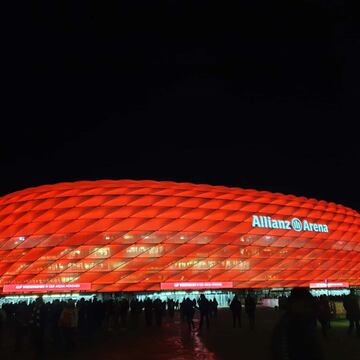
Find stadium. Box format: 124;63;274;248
0;180;359;304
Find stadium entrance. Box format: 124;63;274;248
0;293;95;305
135;290;234;307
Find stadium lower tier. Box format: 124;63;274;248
0;288;354;308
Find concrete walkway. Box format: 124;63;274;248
1;308;359;360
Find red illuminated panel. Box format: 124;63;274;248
310;282;330;288
0;179;359;293
327;282;349;288
161;281;233;290
3;282;91;293
310;282;349;289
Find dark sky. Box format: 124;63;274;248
3;1;360;211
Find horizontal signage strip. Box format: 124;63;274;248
309;282;349;289
161;281;233;290
2;283;91;293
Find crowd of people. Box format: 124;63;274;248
0;294;220;357
271;289;360;360
277;291;360;337
0;289;359;360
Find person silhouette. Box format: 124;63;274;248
245;293;256;330
271;287;323;360
197;294;210;331
343;289;360;336
317;295;331;337
29;296;47;359
183;298;196;331
230;295;242;328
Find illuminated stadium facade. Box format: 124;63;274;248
0;180;359;296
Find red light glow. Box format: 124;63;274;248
161;282;233;290
309;282;349;289
3;283;91;293
0;180;359;292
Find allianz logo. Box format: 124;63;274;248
252;215;329;233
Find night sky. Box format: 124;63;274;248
3;1;360;212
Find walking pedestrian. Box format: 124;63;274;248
183;298;196;331
58;300;78;351
343;289;360;336
245;293;256;330
271;287;323;360
230;295;242;328
197;294;210;331
29;296;47;359
317;295;331;337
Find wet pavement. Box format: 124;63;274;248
74;319;218;360
1;308;360;360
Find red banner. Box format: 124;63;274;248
309;282;349;289
2;283;91;293
161;281;233;290
327;282;349;288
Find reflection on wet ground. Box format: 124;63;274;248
76;317;218;360
2;308;360;360
163;319;217;360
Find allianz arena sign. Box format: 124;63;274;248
252;215;329;233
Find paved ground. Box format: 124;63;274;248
1;308;360;360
